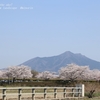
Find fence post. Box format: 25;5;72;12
63;88;66;98
2;89;6;100
32;88;35;100
18;88;22;100
44;88;47;99
72;88;74;97
82;84;84;97
54;88;57;99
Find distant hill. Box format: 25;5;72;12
20;51;100;72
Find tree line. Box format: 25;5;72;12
0;63;100;82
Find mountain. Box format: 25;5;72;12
20;51;100;72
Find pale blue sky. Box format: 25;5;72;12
0;0;100;68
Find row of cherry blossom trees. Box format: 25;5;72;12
36;71;59;80
36;63;100;81
0;63;100;81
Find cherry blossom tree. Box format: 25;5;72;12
89;69;100;80
59;63;90;81
36;71;58;80
5;65;32;79
0;70;6;78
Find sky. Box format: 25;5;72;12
0;0;100;68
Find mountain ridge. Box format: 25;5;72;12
20;51;100;72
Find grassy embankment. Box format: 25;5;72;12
0;79;100;99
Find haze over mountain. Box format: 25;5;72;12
20;51;100;72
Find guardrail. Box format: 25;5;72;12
0;84;84;100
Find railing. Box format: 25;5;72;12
0;84;84;100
